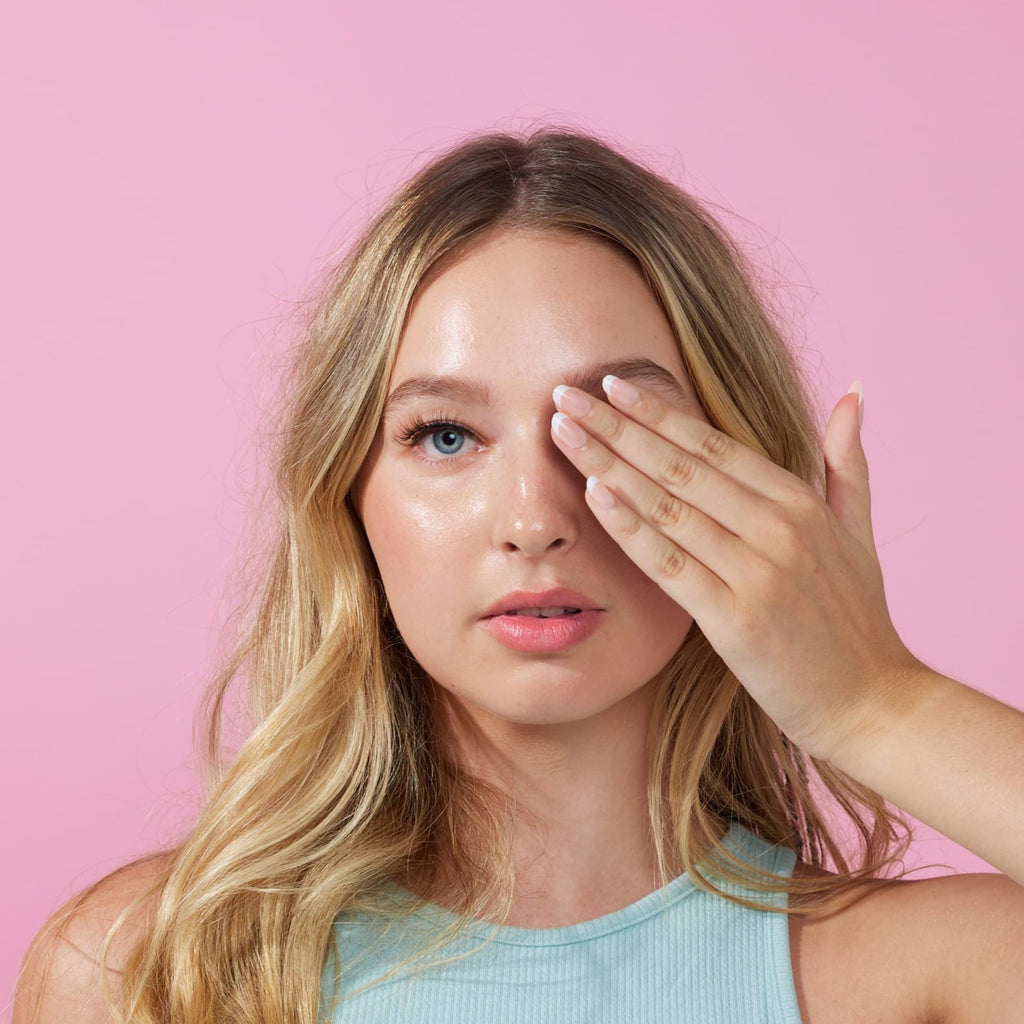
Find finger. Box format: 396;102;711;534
823;386;878;557
581;473;732;619
551;382;784;543
600;374;806;504
551;410;748;587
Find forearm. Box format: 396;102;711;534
833;669;1024;885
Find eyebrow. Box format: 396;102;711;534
382;356;690;416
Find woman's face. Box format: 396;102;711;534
353;229;707;730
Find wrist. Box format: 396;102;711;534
825;659;950;785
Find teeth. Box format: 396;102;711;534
509;607;582;617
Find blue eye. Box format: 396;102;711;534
429;426;465;455
396;417;478;461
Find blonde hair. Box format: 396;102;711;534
99;128;908;1021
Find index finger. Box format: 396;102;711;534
601;373;809;503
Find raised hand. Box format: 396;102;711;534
550;374;927;765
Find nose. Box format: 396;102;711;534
491;430;583;557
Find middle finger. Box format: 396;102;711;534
551;384;763;540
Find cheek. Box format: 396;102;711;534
363;481;484;612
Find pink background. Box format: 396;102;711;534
4;1;1022;1011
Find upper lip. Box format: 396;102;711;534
482;588;602;619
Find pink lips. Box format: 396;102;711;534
479;588;604;653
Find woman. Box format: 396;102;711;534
15;128;1024;1022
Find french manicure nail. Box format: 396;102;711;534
603;374;640;407
847;380;864;429
552;412;587;448
553;384;591;417
586;475;616;509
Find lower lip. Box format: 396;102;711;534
478;611;604;653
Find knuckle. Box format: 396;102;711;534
697;428;736;466
649;491;687;529
641;392;670;429
619;509;644;538
590;445;617;477
655;543;688;580
601;408;627;445
770;517;807;564
660;448;699;489
786;493;832;545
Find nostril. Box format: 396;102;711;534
492;480;580;556
502;533;568;555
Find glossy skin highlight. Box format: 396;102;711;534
353;229;705;732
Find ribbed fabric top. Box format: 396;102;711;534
322;823;803;1022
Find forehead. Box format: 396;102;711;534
391;229;692;394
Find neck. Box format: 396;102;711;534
424;680;686;928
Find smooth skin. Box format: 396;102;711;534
14;229;1024;1022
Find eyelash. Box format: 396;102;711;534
395;414;482;461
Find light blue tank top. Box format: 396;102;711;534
322;822;803;1022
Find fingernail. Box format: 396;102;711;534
552;384;591;417
847;380;864;429
586;475;616;509
603;374;640;407
552;412;587;448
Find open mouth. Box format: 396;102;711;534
479;606;603;652
504;607;583;618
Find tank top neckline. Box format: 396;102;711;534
392;820;769;947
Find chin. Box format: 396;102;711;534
440;676;660;732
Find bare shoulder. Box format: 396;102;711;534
790;863;1024;1024
13;852;174;1024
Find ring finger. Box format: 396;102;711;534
551;409;748;587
